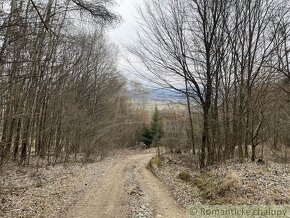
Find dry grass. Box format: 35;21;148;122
219;170;242;194
147;156;162;171
193;172;219;200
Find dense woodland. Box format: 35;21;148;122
1;0;290;171
1;1;290;217
0;0;146;168
132;0;290;168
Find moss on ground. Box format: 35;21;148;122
147;156;162;170
177;171;192;182
193;172;219;200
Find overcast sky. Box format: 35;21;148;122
108;0;184;103
109;0;179;91
110;0;142;47
108;0;149;84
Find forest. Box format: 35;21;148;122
0;0;145;168
0;0;289;217
131;0;290;168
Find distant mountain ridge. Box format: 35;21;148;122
150;89;183;102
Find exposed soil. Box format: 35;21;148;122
65;153;185;218
0;149;186;218
2;148;288;218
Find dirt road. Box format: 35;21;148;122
64;152;186;218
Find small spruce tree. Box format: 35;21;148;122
150;106;163;144
141;126;153;147
141;106;163;148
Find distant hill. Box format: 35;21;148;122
150;88;183;102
